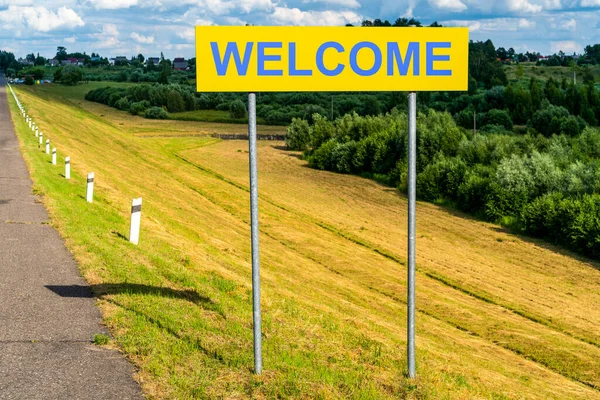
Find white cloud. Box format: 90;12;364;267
442;17;535;31
506;0;542;13
90;23;121;49
0;6;84;32
195;18;214;26
301;0;361;8
88;0;139;9
543;0;562;9
429;0;467;12
237;0;275;13
271;7;362;25
102;23;120;37
64;36;76;43
580;0;600;6
130;32;154;44
517;18;536;29
564;18;577;30
550;40;582;53
177;28;195;42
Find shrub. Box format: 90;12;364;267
166;91;185;113
229;99;247;119
308;140;337;170
144;106;168;119
24;76;34;85
286;118;311;151
129;101;150;115
115;97;130;111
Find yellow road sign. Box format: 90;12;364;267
196;26;468;92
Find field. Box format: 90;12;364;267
505;62;600;83
7;83;600;399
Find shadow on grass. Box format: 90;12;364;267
45;283;213;305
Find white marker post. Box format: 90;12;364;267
35;128;39;137
39;132;43;146
52;148;57;165
46;139;50;154
65;157;70;179
86;173;94;203
129;198;142;245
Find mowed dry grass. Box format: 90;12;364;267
9;83;600;399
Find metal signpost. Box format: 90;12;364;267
407;91;417;378
248;92;262;374
195;26;468;376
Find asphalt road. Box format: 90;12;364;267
0;78;143;399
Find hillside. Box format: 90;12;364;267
7;83;600;399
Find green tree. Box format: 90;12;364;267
229;99;247;118
529;78;543;110
286;118;311;151
166;91;185;113
56;46;67;61
158;52;170;84
60;64;83;85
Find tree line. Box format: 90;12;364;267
286;110;600;259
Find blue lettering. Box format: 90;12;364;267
316;41;345;76
210;42;253;76
349;42;382;77
387;42;419;76
426;42;451;76
257;42;283;76
289;42;312;76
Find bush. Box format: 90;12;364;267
60;65;83;86
166;91;185;113
115;97;130;111
129;101;150;115
229;99;247;119
24;76;34;85
286;118;311;151
145;106;168;119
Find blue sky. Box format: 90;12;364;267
0;0;598;60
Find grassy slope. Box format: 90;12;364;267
505;62;600;84
7;83;600;399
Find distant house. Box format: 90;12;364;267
90;56;101;62
61;57;78;66
538;55;549;61
114;56;128;65
18;58;34;66
173;57;187;71
48;59;59;66
146;57;160;65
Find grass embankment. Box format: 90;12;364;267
7;83;600;399
30;82;286;137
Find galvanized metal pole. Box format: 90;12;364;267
248;92;262;375
407;91;417;379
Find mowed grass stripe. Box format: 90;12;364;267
164;145;600;390
177;147;600;354
188;140;600;345
9;84;600;399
